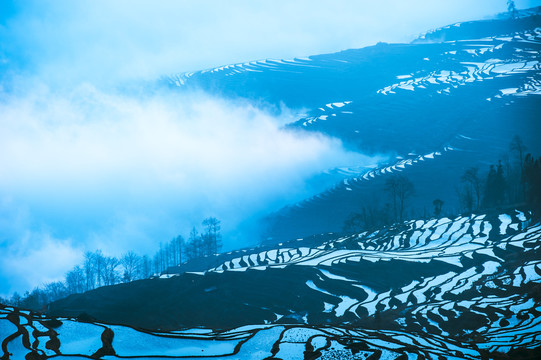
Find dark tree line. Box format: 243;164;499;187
1;217;222;310
344;174;415;233
522;153;541;210
458;136;540;214
385;174;415;222
0;250;153;311
433;199;444;217
153;235;184;275
344;136;540;234
155;217;222;274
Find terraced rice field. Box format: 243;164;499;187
3;212;540;359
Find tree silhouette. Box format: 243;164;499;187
385;175;415;222
483;161;506;208
461;167;482;211
202;217;222;256
65;266;85;294
171;235;185;265
495;161;506;205
186;227;202;260
343;212;364;233
83;251;96;291
507;0;518;19
432;199;444;217
524;154;541;210
121;251;141;282
510;135;526;174
510;135;527;198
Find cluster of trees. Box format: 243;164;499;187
344;174;415;233
153;217;222;274
458;136;541;214
344;136;541;234
458;163;505;212
508;0;518;19
153;235;184;275
0;250;154;311
524;154;541;208
384;175;415;222
1;217;222;310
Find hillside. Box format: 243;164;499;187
170;8;541;242
2;211;540;358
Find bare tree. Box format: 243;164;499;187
202;217;222;256
433;199;444;217
153;252;161;275
186;227;201;260
83;251;96;291
121;251;141;282
524;154;541;210
93;250;106;288
510;135;527;200
20;288;47;311
507;0;518;19
461;167;482;211
385;175;415;222
44;281;68;302
172;235;184;265
65;265;85;294
153;243;170;275
344;194;390;232
141;255;151;278
165;242;172;268
158;242;165;272
483;161;506;208
10;292;22;307
102;256;120;286
510;135;526;174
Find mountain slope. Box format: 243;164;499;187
169;9;541;243
2;211;539;358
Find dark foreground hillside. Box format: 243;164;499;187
2;211;540;359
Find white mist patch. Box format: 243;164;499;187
0;0;512;86
0;84;382;294
0;85;369;207
0;231;82;297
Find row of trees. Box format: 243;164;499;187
344;136;540;233
458;136;540;214
343;174;415;233
153;216;222;273
1;217;222;310
0;250;154;310
524;153;541;209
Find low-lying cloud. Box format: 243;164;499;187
0;83;381;295
2;0;530;299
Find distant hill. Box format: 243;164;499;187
168;8;541;243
